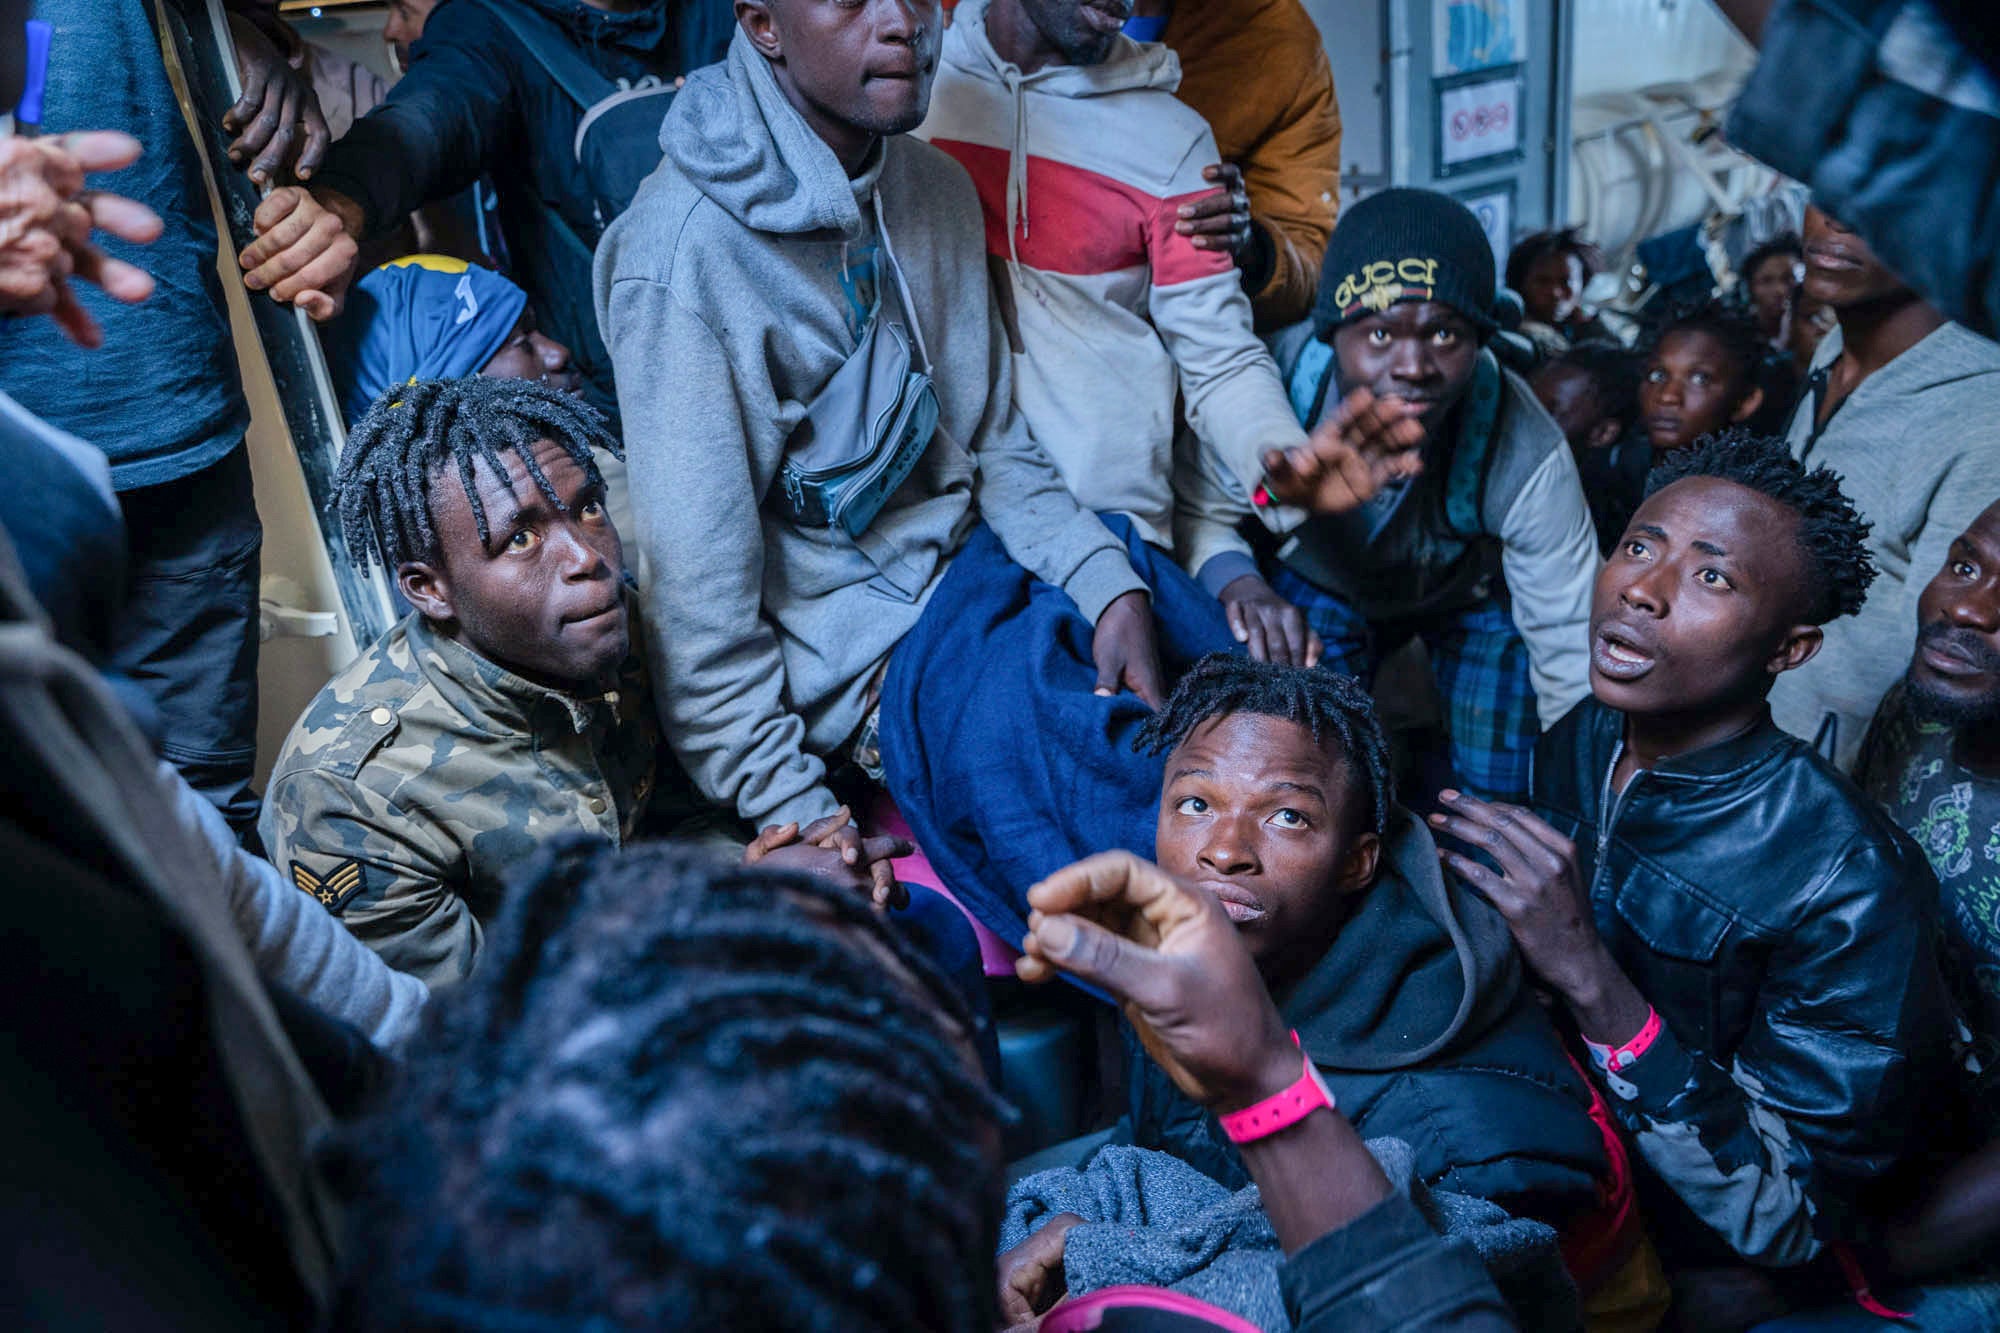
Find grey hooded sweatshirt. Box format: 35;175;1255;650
595;31;1146;831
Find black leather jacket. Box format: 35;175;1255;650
1534;699;1962;1269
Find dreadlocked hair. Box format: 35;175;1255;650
1505;226;1603;294
1548;340;1645;430
1136;653;1393;838
1646;427;1876;624
330;836;1011;1333
334;377;621;572
1650;298;1767;396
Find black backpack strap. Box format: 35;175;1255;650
478;0;616;111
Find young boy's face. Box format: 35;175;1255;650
1532;362;1617;452
1155;713;1379;986
1332;301;1481;444
1638;329;1760;455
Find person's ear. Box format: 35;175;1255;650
1730;385;1766;424
1768;623;1823;676
1334;830;1382;894
736;0;782;58
398;560;456;625
1587;417;1625;450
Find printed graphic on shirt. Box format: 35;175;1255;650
1866;698;2000;1126
835;240;881;342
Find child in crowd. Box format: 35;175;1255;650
1508;227;1617;355
1739;233;1804;349
1636;301;1771;458
1531;341;1648;555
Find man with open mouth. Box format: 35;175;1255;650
1428;431;1965;1324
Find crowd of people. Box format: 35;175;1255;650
6;0;2000;1329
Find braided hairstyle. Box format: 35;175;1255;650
1647;427;1876;624
1136;653;1393;839
334;377;621;572
332;837;1010;1332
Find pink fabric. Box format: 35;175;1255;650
868;794;1020;977
1040;1286;1265;1333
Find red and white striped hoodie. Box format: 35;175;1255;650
919;0;1307;585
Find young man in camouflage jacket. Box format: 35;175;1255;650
262;380;916;987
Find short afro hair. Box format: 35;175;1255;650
1136;654;1392;839
1648;298;1767;396
1645;428;1876;624
1738;232;1804;288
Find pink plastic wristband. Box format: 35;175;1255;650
1585;1007;1662;1075
1218;1032;1336;1145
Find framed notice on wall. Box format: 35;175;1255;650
1434;0;1526;76
1457;183;1516;270
1434;65;1524;178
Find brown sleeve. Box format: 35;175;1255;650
1242;44;1342;331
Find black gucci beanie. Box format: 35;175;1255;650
1313;188;1498;339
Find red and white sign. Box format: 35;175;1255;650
1439;75;1521;168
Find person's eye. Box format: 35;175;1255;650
1175;796;1209;815
507;529;540;552
579;499;605;520
1696;567;1733;589
1433;328;1458;346
1622;539;1647;557
1367;327;1391;345
1644;368;1665;383
1270;808;1309;829
1953;559;1979;579
1690;371;1711;386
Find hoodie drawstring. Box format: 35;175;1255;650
1002;67;1028;271
871;190;932;374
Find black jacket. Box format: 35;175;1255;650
1533;698;1964;1269
314;0;733;418
1127;810;1608;1231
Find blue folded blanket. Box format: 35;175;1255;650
879;514;1237;945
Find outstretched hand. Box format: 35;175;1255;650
1261;387;1427;515
222;11;331;186
744;807;912;909
1017;851;1297;1111
1091;590;1165;710
0;133;161;347
240;185;361;320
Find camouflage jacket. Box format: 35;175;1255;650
261;611;694;987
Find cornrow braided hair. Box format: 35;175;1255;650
1136;653;1393;838
1647;427;1877;624
334;377;622;572
331;837;1011;1333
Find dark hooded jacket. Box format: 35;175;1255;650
312;0;733;418
1126;809;1608;1228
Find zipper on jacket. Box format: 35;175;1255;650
1593;737;1630;901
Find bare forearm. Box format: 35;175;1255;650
1884;1139;2000;1279
1239;1106;1396;1255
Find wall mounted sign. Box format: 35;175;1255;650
1434;0;1525;76
1435;66;1524;177
1457;183;1516;269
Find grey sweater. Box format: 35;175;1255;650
595;31;1145;830
1773;322;2000;769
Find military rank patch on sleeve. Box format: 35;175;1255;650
292;859;364;914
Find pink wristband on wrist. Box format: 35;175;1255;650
1218;1031;1336;1145
1584;1007;1662;1075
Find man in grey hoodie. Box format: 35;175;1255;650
1769;204;2000;770
594;0;1408;854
